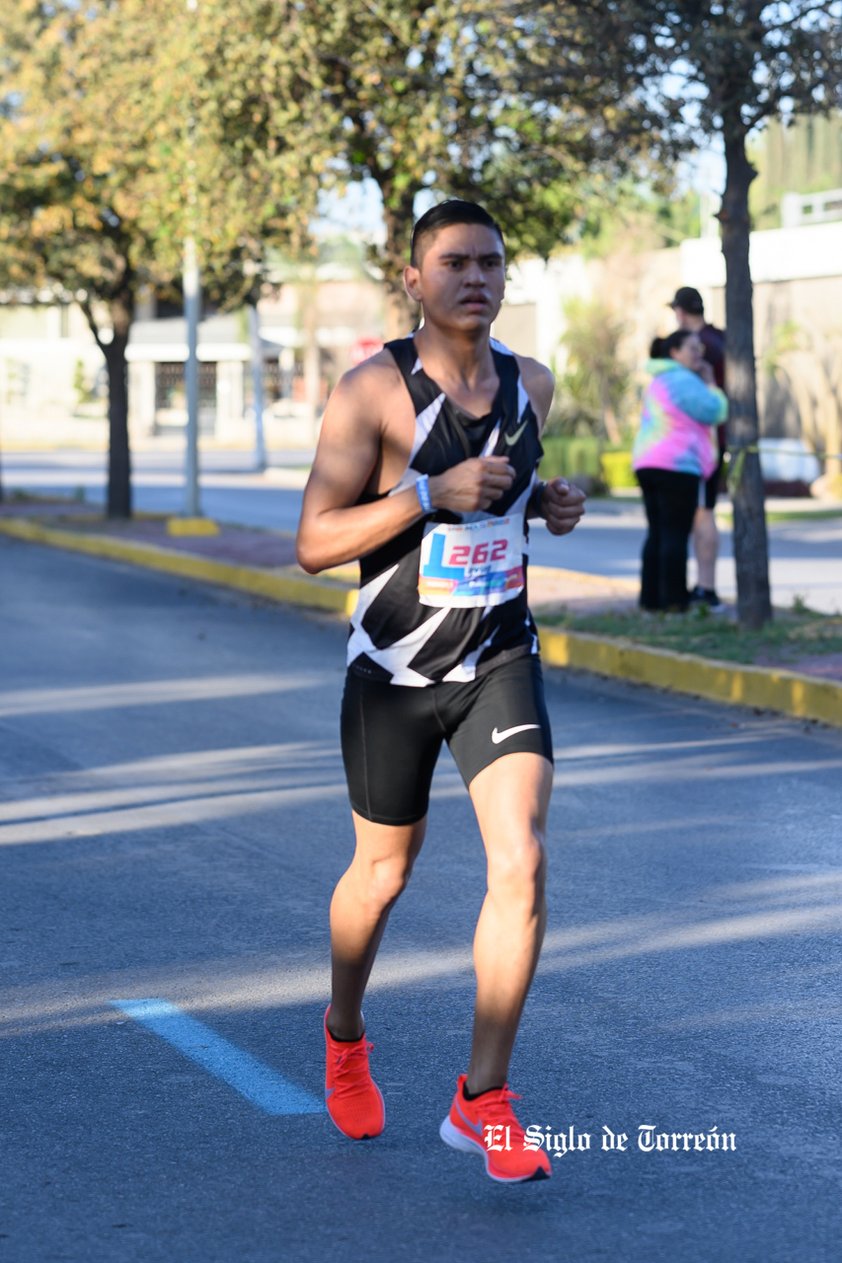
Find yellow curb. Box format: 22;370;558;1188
538;627;841;728
3;515;840;727
0;517;357;617
530;564;639;593
166;516;220;537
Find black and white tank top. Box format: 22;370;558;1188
346;335;544;687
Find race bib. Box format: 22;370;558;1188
418;515;525;608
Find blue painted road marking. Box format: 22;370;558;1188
112;998;323;1116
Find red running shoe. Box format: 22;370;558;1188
440;1074;551;1183
324;1007;385;1140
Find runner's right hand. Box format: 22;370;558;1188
429;457;515;512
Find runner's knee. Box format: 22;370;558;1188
353;852;415;912
486;831;547;912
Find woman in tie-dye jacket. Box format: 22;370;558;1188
632;329;728;612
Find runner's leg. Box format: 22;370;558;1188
465;751;552;1091
334;671;440;1037
327;813;426;1039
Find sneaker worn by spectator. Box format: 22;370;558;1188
689;585;724;611
324;1007;385;1140
439;1074;552;1183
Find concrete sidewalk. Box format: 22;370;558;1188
1;499;840;727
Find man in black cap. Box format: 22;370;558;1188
669;286;726;610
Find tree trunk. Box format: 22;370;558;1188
719;125;772;628
82;286;134;519
104;330;132;518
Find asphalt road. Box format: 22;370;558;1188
4;450;842;613
2;537;841;1262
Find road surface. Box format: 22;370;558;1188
2;536;841;1261
5;451;841;613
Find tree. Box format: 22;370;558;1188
617;2;842;628
0;1;320;512
133;0;322;466
135;1;320;301
287;1;671;335
0;1;167;517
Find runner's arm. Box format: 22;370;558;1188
518;357;587;537
296;361;515;573
517;357;555;433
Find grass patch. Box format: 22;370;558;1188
765;508;842;524
544;605;842;668
715;507;842;525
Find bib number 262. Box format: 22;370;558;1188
417;514;525;609
447;538;508;568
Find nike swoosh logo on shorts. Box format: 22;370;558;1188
491;723;541;744
503;420;528;446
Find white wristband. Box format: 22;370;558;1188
415;474;433;514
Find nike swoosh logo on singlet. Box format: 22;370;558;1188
491;723;541;744
503;420;528;447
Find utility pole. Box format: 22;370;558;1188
245;260;267;472
248;298;267;472
184;233;201;515
183;0;201;517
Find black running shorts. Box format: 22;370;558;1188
340;654;554;826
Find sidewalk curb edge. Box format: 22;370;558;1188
537;627;840;728
3;516;839;728
0;516;356;617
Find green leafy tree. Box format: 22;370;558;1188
135;0;320;307
286;1;671;334
133;0;322;466
0;0;321;512
612;1;842;628
0;0;165;516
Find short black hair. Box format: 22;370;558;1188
410;199;504;265
650;329;694;358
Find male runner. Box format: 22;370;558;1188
296;199;586;1184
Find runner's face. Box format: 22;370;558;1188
404;223;506;329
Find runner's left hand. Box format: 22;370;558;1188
541;478;586;536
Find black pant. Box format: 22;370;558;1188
636;468;700;611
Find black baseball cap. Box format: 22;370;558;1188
669;286;704;315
